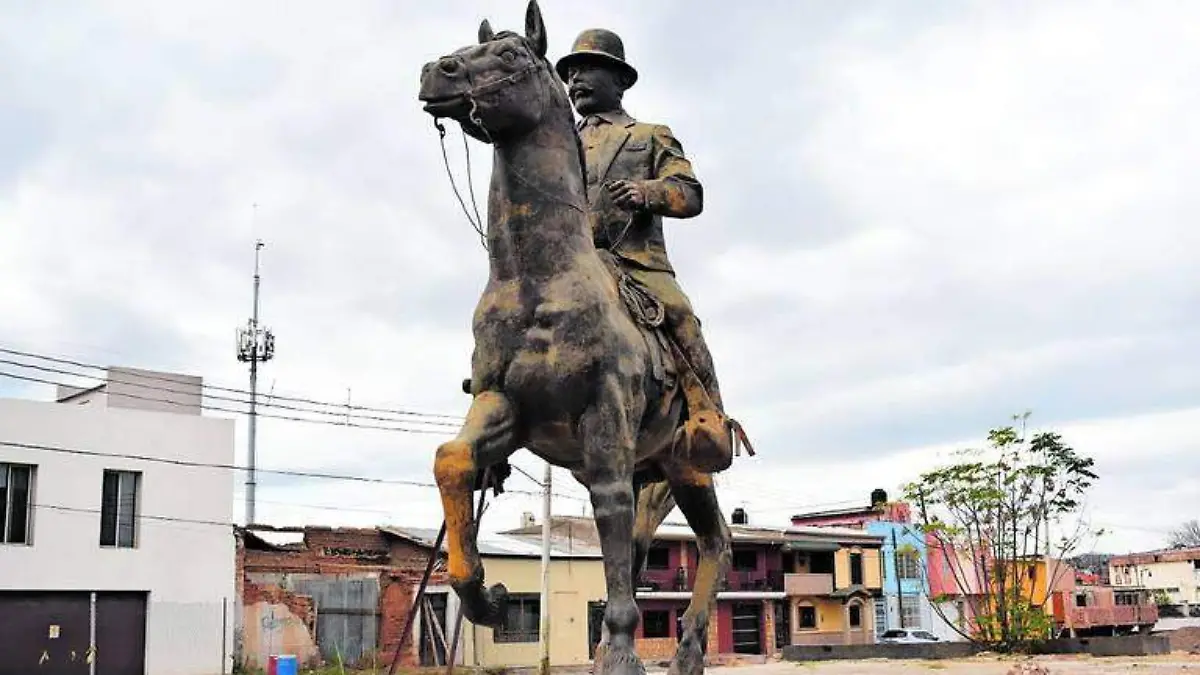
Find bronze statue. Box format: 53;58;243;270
418;4;750;674
557;28;729;466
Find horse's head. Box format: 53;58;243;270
419;0;564;144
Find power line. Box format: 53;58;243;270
0;357;462;428
34;502;231;529
0;346;464;422
2;439;589;503
0;370;454;435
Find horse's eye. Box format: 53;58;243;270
500;49;517;64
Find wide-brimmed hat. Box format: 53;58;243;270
554;28;638;86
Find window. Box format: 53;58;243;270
731;548;757;571
646;546;670;570
100;470;140;548
797;604;817;629
494;594;539;643
897;551;921;580
1075;592;1089;607
901;595;922;628
848;603;862;628
1;463;35;545
874;599;887;635
643;609;670;638
850;552;864;585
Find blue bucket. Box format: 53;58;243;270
275;655;298;675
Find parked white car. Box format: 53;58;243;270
878;628;941;644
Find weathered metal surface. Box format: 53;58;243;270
417;3;751;674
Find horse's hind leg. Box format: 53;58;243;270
433;390;518;626
662;463;731;675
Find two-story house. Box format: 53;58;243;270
627;510;885;656
1109;546;1200;617
790;489;937;639
0;366;236;675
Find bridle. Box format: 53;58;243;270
429;42;589;252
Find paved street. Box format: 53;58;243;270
678;654;1200;674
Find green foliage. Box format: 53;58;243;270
902;412;1099;652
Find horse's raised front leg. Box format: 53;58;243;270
662;463;730;675
580;389;645;675
433;390;518;626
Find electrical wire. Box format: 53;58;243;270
0;357;461;428
2;439;589;502
0;346;465;422
0;370;454;435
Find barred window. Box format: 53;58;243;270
897;551;921;580
494;594;539;643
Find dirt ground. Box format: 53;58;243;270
687;653;1200;674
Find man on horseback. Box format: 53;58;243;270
556;28;733;471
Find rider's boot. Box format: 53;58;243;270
670;315;735;474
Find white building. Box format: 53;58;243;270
0;367;236;675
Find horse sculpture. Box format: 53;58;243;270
418;3;748;674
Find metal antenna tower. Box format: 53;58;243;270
236;238;275;525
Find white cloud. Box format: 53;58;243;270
0;0;1196;557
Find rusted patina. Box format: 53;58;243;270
418;4;747;674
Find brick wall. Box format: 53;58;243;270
634;637;678;660
763;599;776;654
239;527;447;669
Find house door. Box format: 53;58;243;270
419;592;449;666
731;603;762;654
587;602;606;659
95;592;148;675
773;601;790;649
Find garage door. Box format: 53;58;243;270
0;591;91;675
0;591;147;675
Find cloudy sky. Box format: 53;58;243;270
2;0;1196;556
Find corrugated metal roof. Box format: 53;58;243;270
380;525;604;559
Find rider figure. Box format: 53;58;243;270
556;28;732;470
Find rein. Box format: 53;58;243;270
430;55;591;253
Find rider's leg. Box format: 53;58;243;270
628;268;724;411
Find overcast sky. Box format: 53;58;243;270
2;0;1197;556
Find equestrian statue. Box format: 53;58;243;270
418;3;752;674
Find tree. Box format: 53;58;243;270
902;412;1100;652
1167;519;1200;548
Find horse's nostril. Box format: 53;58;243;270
439;58;460;75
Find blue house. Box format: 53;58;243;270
791;489;934;638
866;519;932;634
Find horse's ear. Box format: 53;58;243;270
525;0;547;57
478;19;495;44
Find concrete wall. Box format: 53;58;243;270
782;635;1172;661
463;555;606;668
0;397;236;675
56;367;203;415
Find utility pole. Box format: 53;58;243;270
893;530;905;628
236;238;274;526
538;461;552;675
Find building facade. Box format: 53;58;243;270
0;368;236;675
790;489;937;641
627;520;884;653
1110;546;1200;616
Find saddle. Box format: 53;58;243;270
597;251;755;473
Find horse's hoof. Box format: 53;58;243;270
597;646;646;675
452;578;509;627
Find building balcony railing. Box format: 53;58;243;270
1070;604;1158;628
784;572;834;596
637;568;790;593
